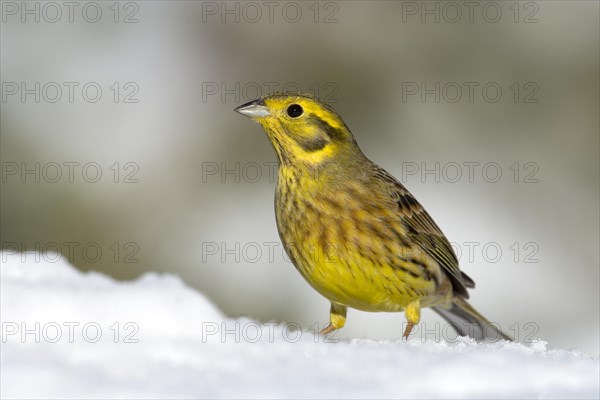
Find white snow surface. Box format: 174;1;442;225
1;253;598;399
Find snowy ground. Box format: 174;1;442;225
1;252;598;399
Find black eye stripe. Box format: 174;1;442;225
310;115;346;141
296;136;328;152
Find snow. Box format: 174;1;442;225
1;253;598;399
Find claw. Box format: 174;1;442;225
402;321;415;341
319;324;336;335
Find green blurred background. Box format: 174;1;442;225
1;1;598;354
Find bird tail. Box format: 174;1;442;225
432;297;512;341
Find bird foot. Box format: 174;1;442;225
319;324;336;335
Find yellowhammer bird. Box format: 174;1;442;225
235;94;511;341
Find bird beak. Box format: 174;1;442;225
234;98;270;119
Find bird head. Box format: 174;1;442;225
235;94;363;168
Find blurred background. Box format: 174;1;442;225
1;1;598;354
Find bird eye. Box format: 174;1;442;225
286;104;303;118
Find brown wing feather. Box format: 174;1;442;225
373;166;473;298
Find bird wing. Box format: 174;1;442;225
374;166;474;298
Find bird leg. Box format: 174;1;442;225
402;300;421;341
319;302;347;335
